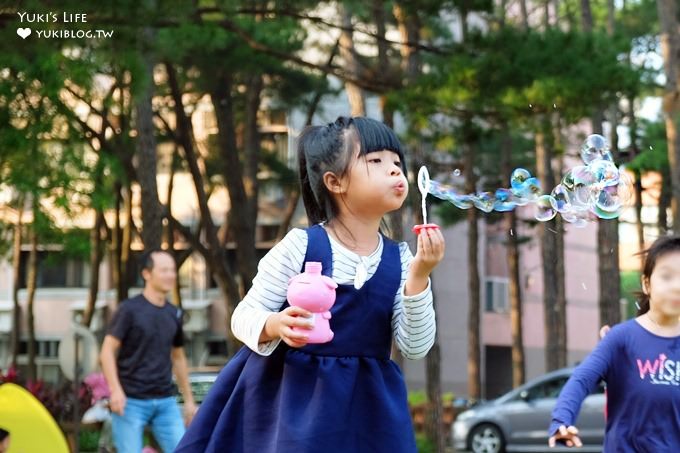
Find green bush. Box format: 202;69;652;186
79;430;100;451
408;390;456;405
408;390;428;405
416;433;436;453
621;270;641;319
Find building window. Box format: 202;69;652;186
19;251;89;288
18;339;60;358
485;278;509;313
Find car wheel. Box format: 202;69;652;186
469;423;505;453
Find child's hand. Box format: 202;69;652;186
599;325;611;339
413;227;446;274
265;306;314;348
405;228;445;295
548;425;582;448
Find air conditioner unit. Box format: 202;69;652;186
180;300;212;333
69;301;108;332
0;302;12;334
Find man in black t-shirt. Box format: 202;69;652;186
100;249;197;453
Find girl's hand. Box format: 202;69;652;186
265;306;314;348
405;227;445;295
412;227;445;274
599;325;611;339
548;425;582;448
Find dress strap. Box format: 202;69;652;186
303;224;333;277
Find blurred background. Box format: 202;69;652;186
0;0;672;451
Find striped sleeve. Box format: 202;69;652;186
231;228;307;356
391;242;436;360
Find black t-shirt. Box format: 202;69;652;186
107;294;184;399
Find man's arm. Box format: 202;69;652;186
171;347;197;425
99;335;126;415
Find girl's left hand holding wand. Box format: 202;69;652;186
405;227;445;296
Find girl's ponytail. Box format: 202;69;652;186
635;293;650;316
298;130;326;225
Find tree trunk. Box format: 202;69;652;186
607;0;616;35
112;185;123;305
425;319;445;453
501;126;525;387
519;0;529;30
165;63;244;353
10;204;23;367
339;4;366;116
166;147;183;308
659;165;672;233
120;186;133;301
553;117;568;366
26;223;38;382
596;119;622;326
240;73;264;291
536;125;566;371
555;213;567;366
634;169;644;256
629;96;645;263
580;0;594;32
135;28;164;250
393;3;421;81
465;141;482;398
657;0;680;233
83;210;104;327
211;73;259;294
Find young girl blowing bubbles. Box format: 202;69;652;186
549;236;680;451
176;116;446;452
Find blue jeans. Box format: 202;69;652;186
112;396;185;453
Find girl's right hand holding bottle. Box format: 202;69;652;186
262;306;314;348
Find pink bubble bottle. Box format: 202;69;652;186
288;262;338;344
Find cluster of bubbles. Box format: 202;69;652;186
424;134;633;226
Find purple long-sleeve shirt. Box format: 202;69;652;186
549;319;680;452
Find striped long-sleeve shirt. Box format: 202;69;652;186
231;227;436;360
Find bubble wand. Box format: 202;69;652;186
412;166;441;235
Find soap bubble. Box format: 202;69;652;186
421;134;631;223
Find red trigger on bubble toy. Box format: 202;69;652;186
412;223;440;235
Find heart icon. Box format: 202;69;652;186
17;27;31;39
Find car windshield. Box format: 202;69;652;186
518;375;606;401
524;376;569;399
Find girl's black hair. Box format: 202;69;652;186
636;236;680;315
297;116;406;225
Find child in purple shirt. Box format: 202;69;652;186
549;236;680;451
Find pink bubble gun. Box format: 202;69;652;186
287;262;338;343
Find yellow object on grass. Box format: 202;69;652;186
0;383;69;453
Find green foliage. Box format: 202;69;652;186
408;389;456;405
415;433;436;453
621;270;642;319
79;430;100;452
628;119;668;172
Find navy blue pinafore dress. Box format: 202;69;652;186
175;225;417;452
